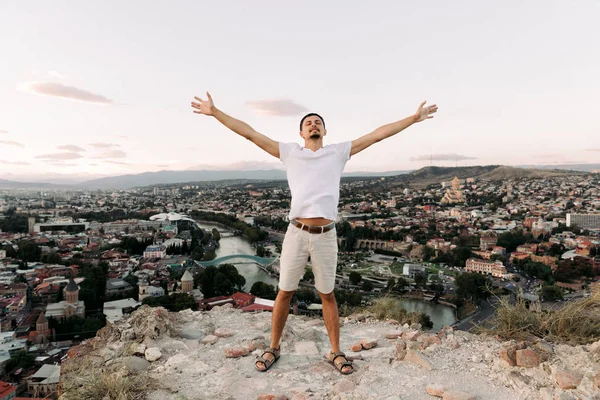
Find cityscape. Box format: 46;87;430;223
0;166;598;398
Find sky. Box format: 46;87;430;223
1;0;599;182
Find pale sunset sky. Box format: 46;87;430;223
1;1;599;182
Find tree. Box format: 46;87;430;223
256;245;266;257
191;247;204;261
195;264;245;297
349;271;362;285
41;251;61;264
395;277;409;291
414;273;427;288
211;228;221;241
4;350;35;373
18;241;41;262
302;269;314;283
250;281;277;300
362;280;374;292
541;285;563;301
386;278;396;291
455;272;491;303
295;287;318;304
3;245;17;258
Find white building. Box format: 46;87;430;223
0;250;6;260
566;213;600;230
465;258;508;278
143;245;166;259
403;264;427;278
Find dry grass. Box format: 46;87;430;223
60;358;158;400
485;292;600;345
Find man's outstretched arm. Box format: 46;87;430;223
350;101;438;157
191;92;279;159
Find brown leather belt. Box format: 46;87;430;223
291;220;335;234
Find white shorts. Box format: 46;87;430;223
278;223;338;294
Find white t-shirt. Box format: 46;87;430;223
279;141;352;221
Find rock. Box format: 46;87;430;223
410;323;422;330
554;369;582;390
119;356;151;373
396;349;407;361
177;327;203;340
224;346;250;358
145;347;162;362
425;383;445;397
360;338;378;350
214;328;234;338
386;319;400;325
403;330;421;341
442;391;476;400
404;350;434;370
201;335;218;345
447;339;461;350
420;335;442;350
294;341;319;356
349;343;363;352
348;313;367;322
128;342;146;356
500;347;517;367
594;372;600;389
385;330;404;339
515;349;541;368
257;395;289;400
333;379;355;394
396;340;407;350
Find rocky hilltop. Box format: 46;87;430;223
59;305;600;400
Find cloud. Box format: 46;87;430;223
35;152;84;161
586;148;600;152
246;99;309;116
0;160;30;165
0;130;8;134
57;145;85;152
18;81;113;104
0;140;24;148
409;153;477;161
105;160;130;165
93;150;127;159
90;142;119;149
49;162;77;167
48;70;67;79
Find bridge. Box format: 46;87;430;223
195;254;277;267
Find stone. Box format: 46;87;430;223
177;327;203;340
120;356;151;373
257;395;289;400
425;383;445;397
410;323;422;330
386;319;400;325
214;328;234;338
442;391;476;400
396;340;407;350
500;347;517;367
594;372;600;389
350;343;363;352
554;369;582;390
404;350;434;370
396;349;407;361
224;346;250;358
333;379;355;394
538;387;553;400
515;349;541;368
201;335;218;345
129;342;146;356
360;338;378;350
385;330;404;339
145;347;162;362
294;341;319;356
447;339;461;349
421;336;442;350
403;330;421;341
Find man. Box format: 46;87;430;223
191;93;437;374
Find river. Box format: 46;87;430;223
196;222;279;291
197;222;457;330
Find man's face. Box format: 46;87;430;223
300;116;326;140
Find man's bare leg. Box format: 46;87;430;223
256;289;294;370
319;290;353;374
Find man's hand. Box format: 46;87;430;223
414;101;438;122
191;92;215;116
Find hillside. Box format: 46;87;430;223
58;305;600;400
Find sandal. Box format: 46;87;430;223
325;351;354;375
255;347;280;372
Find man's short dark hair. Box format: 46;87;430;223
299;113;325;131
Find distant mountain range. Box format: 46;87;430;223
0;163;597;190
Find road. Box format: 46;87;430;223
453;297;499;331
